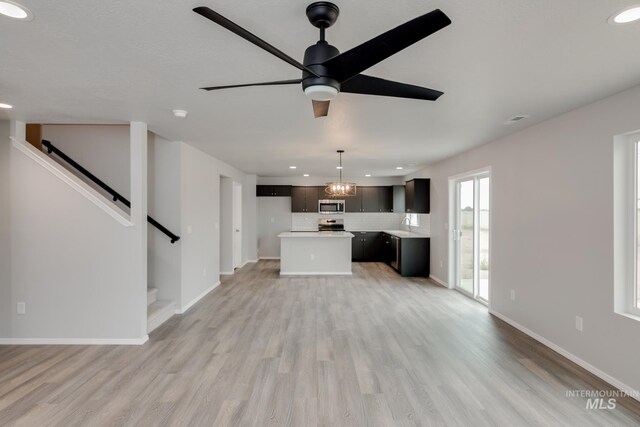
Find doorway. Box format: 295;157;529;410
233;181;242;270
450;169;491;303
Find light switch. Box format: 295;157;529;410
187;225;193;234
17;302;26;315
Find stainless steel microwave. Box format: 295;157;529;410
318;199;345;214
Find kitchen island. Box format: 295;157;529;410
278;231;354;275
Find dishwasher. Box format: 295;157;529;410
390;235;400;270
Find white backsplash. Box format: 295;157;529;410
410;214;431;236
291;212;430;236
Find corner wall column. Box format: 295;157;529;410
130;122;148;336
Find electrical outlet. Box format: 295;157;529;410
310;253;315;261
270;217;275;223
17;302;26;315
575;316;583;332
510;290;516;301
187;225;193;234
202;268;207;277
439;260;444;268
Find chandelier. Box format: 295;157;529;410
325;150;357;197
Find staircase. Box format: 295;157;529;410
147;287;175;333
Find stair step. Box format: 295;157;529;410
147;287;158;306
147;300;175;333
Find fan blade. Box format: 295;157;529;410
312;100;330;118
201;79;301;91
193;7;319;77
340;75;443;101
322;9;451;83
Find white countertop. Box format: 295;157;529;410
381;230;429;239
278;231;354;238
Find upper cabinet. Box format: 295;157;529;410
405;179;430;213
256;185;292;197
346;187;392;213
291;186;320;212
289;186;395;213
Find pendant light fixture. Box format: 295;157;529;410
325;150;357;197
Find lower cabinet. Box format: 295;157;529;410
351;232;430;277
381;233;430;277
351;232;382;262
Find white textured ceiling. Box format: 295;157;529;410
2;0;640;177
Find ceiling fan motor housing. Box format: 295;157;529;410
302;41;341;95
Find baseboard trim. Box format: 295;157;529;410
177;281;220;314
259;256;280;260
0;336;149;346
220;271;235;276
429;275;448;288
489;309;640;403
279;271;353;276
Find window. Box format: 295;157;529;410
407;213;419;227
614;132;640;318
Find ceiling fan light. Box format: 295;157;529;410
304;85;338;101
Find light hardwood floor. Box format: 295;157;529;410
1;260;639;426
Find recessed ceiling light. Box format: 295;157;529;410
396;166;404;170
303;174;309;177
336;166;343;170
365;174;371;177
0;102;13;109
0;1;33;20
609;5;640;24
289;166;297;169
172;109;188;118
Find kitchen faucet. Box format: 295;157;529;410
401;216;412;233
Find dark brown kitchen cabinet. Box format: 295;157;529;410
381;232;430;277
256;185;291;197
405;179;430;213
351;232;382;261
291;186;320;212
345;191;363;212
378;187;393;212
347;187;393;212
361;187;379;212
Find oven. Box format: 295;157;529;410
318;199;345;214
318;218;345;232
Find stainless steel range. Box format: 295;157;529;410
318;218;345;232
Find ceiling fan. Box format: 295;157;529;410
193;2;451;118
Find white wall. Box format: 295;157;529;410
9;132;145;341
257;197;292;258
148;135;182;304
0;121;11;337
42;125;131;202
40;125;184;306
408;84;640;392
178;144;256;308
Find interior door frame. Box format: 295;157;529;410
233;181;243;270
448;166;492;307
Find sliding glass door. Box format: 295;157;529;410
452;172;490;303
